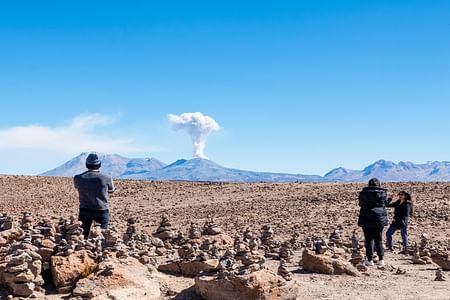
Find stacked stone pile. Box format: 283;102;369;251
277;259;292;281
289;230;302;250
0;213;13;231
202;216;223;235
329;228;342;248
3;249;43;297
260;225;280;258
188;222;202;240
153;214;178;241
279;241;294;262
349;230;364;266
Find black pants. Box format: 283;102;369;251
362;226;384;261
78;209;109;238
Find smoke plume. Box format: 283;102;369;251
168;112;220;159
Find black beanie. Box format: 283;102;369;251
368;178;381;187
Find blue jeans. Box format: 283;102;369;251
386;224;408;249
78;208;109;238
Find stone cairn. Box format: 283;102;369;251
21;212;34;231
349;230;364;265
55;216;85;257
412;242;427;265
243;228;261;251
151;215;180;257
314;238;328;255
0;213;13;231
329;228;343;248
178;242;200;261
234;233;265;275
419;233;431;257
0;213;182;298
278;259;292;281
176;219;226;263
217;249;236;279
120;216;171;262
153;214;178;241
33;218;57;271
3;249;43;297
279;241;294;263
260;225;280;258
101;226;121;259
289;230;302;250
188;222;202;240
123;217;137;244
202;216;223;235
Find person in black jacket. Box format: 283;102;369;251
386;191;413;251
358;178;389;267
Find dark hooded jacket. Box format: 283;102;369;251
387;200;411;228
358;186;389;228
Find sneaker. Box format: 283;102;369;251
364;259;374;267
378;259;385;267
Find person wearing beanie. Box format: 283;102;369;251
74;153;115;237
357;177;389;267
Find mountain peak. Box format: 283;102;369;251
41;154;450;182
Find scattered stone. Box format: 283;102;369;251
395;266;406;275
435;269;446;281
356;264;368;272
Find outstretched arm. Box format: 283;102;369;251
108;177;116;193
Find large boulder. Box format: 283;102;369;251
431;251;450;270
302;249;358;276
51;250;97;288
158;259;219;277
195;270;298;300
73;258;161;300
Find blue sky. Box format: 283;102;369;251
0;0;449;175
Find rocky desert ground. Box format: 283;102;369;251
0;175;449;300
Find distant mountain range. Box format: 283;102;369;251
40;153;450;182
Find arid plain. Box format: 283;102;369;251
0;175;449;299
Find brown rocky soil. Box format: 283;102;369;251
0;175;449;299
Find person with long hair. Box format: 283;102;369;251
358;178;389;267
386;191;413;252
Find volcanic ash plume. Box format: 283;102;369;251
168;112;220;159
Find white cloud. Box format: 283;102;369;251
0;113;152;154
